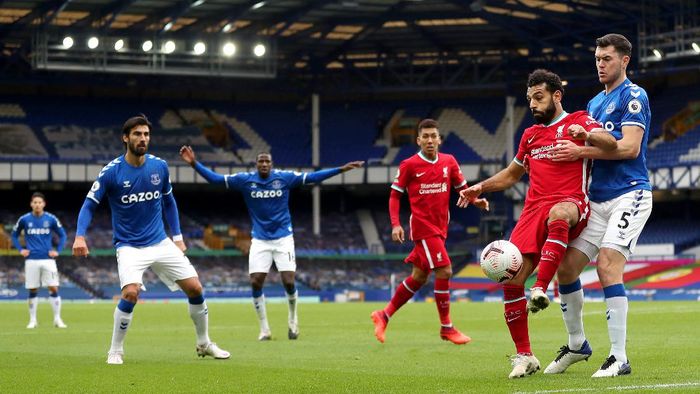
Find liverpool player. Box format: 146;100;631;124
370;118;489;345
457;69;613;378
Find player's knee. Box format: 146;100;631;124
434;267;452;279
121;286;139;302
412;271;429;284
186;283;203;298
548;206;572;223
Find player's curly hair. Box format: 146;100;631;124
527;69;564;97
596;33;632;57
122;114;152;136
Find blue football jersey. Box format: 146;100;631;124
11;212;66;260
225;169;306;240
87;154;172;247
587;78;652;202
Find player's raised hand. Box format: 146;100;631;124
340;161;364;172
457;184;482;208
48;250;59;258
473;197;490;212
391;225;405;244
72;236;89;257
568;124;589;140
552;139;581;162
174;239;187;253
179;145;196;166
20;249;30;258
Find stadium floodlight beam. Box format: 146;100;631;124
114;39;124;51
87;37;99;49
222;42;236;57
193;42;206;55
253;43;266;57
192;0;206;7
251;1;265;10
693;42;700;54
652;48;662;59
62;36;74;49
142;40;153;52
163;40;176;54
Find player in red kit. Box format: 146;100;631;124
370;118;489;345
458;69;613;378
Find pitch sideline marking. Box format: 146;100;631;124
513;381;700;394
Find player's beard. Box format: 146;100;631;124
532;100;556;124
127;140;148;156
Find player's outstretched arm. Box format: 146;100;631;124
553;125;643;162
73;199;97;257
457;162;525;207
304;161;364;184
180;145;227;185
340;161;364;172
568;124;617;151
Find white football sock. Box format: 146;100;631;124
109;307;133;353
28;297;38;322
50;295;62;321
253;295;270;333
606;296;628;363
561;289;586;350
287;291;298;329
188;301;211;346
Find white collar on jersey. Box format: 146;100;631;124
543;111;568;127
418;151;439;164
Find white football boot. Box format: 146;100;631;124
527;287;550;313
592;355;631;377
196;342;231;359
544;340;593;374
509;353;541;379
107;351;124;365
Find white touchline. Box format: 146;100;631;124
513;382;700;394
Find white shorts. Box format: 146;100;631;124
570;189;652;261
25;259;59;289
116;238;198;292
249;235;296;274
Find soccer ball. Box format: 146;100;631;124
480;240;523;283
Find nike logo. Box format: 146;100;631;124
416;172;426;177
527;136;535;144
506;316;521;323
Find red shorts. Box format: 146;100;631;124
405;236;451;271
509;197;588;265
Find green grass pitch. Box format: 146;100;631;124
1;301;698;393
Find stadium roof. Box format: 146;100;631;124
0;1;696;94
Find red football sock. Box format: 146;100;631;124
503;284;531;354
434;278;451;327
384;276;422;318
534;219;569;291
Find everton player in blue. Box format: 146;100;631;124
180;145;363;341
546;34;652;377
73;115;230;364
12;192;67;329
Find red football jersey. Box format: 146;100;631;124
391;152;467;240
515;110;601;206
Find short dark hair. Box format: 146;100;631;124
417;118;439;134
256;152;272;160
596;33;632;57
31;192;45;202
527;69;564;97
122;114;152;137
